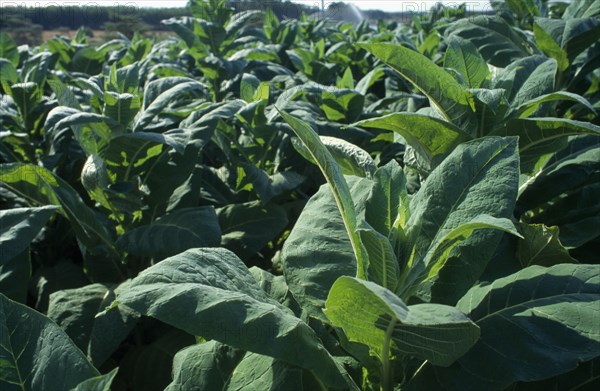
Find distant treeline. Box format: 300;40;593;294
0;1;318;31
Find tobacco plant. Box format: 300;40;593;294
1;0;598;390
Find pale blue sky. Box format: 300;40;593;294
0;1;494;13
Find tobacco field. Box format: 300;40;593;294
1;0;599;389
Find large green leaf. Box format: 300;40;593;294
359;43;476;132
45;107;118;156
47;283;139;367
534;17;600;71
0;293;99;391
359;228;400;292
320;88;365;123
291;136;377;178
492;118;600;173
404;137;519;304
513;357;600;391
355;113;471;166
515;91;596;118
226;352;304;391
116;248;356;390
217;201;288;259
103;91;141;127
517;138;600;248
364;160;409;240
324;277;480;366
71;368;118;391
0;33;19;67
282;177;373;320
134;80;208;131
166;341;306;391
236;164;305;204
0;206;58;263
408;215;522;295
423;264;600;389
444;16;535;67
444;35;490;88
517;223;576;267
280;111;368;278
493;56;557;108
0;164;118;256
116;207;221;259
564;0;600;18
165;341;244;391
9;82;43;133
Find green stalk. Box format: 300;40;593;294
381;318;397;391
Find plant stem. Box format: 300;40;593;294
381;319;397;391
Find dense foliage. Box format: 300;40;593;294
1;0;599;390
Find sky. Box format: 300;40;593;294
0;0;494;13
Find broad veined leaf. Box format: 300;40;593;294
217;201;288;259
47;283;139;367
100;131;185;188
425;264;600;390
282;177;373;321
534;17;600;71
236;164;305;204
0;206;58;303
45;107;119;156
0;164;122;283
405;215;522;299
116;207;221;259
116;248;356;390
240;73;261;102
226;352;304;391
517;139;600;248
444;35;490;88
0;293;100;391
0;164;118;257
444;16;536;67
359;228;400;292
493;56;557;108
291;136;377;178
533;20;569;71
359;43;477;132
103;91;141;127
364;160;410;240
517;223;576;267
355;65;385;95
0;206;58;262
515;91;596;118
71;368;118;391
324;277;480;366
279;111;368;279
166;341;305;391
564;0;600;18
165;341;245;391
404;137;519;304
134;80;208;131
0;32;19;67
320;88;365;123
492;118;600;171
512;356;600;391
8;82;42;132
502;0;541;20
470;88;510;136
355;112;471;166
162;17;199;49
0;59;18;89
